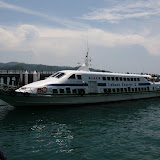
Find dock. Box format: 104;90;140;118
0;70;56;88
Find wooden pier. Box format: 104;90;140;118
0;70;56;88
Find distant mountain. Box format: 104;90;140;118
5;62;20;66
0;62;111;72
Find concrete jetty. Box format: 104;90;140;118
0;70;56;88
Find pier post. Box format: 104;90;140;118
37;71;40;81
25;70;28;85
12;77;16;86
33;71;37;82
7;77;10;86
3;77;7;85
9;77;12;85
15;77;20;87
0;77;3;88
20;72;23;85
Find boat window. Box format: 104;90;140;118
102;77;106;80
131;78;133;81
78;89;85;95
111;77;115;81
127;78;130;81
51;72;60;77
124;88;127;92
117;88;120;92
77;75;82;80
59;89;65;93
120;77;122;81
66;87;71;93
134;78;137;81
132;88;134;92
137;78;140;81
123;78;126;81
107;77;110;81
120;88;123;92
69;74;76;79
116;77;119;81
135;88;137;92
104;89;107;93
147;87;149;91
72;89;77;94
112;89;116;93
138;88;141;92
53;89;58;94
56;73;65;79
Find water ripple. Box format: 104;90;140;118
1;99;160;159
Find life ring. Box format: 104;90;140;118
42;87;48;93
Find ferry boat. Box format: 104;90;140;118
0;53;160;107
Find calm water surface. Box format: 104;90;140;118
0;99;160;160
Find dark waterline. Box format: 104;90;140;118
0;99;160;160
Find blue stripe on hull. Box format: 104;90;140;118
47;83;88;87
47;83;106;87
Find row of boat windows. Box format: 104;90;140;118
103;87;151;93
68;74;141;82
51;73;83;80
51;73;142;82
69;74;82;80
102;77;140;81
52;87;152;94
53;88;84;94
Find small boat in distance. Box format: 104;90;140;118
0;52;160;107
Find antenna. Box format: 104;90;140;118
85;38;90;67
77;34;91;71
87;38;89;55
77;39;90;71
87;40;92;67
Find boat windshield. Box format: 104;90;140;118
51;72;60;77
56;72;65;78
49;72;65;79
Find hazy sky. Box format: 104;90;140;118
0;0;160;73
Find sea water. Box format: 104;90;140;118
0;98;160;160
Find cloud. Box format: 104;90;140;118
88;28;160;56
81;0;160;23
0;24;86;65
0;24;160;66
0;1;89;29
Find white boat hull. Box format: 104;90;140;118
1;89;160;107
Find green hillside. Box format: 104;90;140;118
0;62;110;72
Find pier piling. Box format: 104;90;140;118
0;70;56;88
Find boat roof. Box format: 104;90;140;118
59;70;151;78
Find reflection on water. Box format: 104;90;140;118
0;99;14;120
1;98;160;160
29;121;74;154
